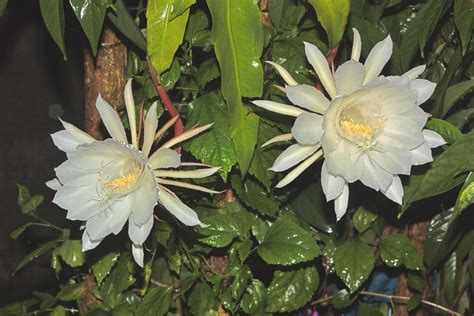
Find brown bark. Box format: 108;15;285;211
83;28;128;139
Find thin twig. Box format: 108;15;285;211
136;100;145;145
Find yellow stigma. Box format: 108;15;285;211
340;120;377;138
99;162;144;197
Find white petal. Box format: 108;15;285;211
124;79;138;148
46;178;62;191
96;94;127;142
155;167;220;179
251;100;306;117
142;102;158;157
131;174;158;225
410;142;433;165
266;61;298;86
53;185;102;220
334;183;349;221
86;211;114;240
351;28;362;61
161;124;213;149
149;148;181;169
382;176;403;205
108;196;134;235
275;149;323;188
363;35;393;85
285;84;330;114
158;186;203;226
334;60;365;96
262;133;293;147
59;118;95;144
270;143;320;172
321;120;341;152
157;178;222;194
369;147;412;175
291;112;323;145
324;140;363;182
403;65;426;80
82;231;102;251
378;117;424;149
320;162;345;201
132;244;144;267
411;79;436;105
359;154;393;191
423;129;446;148
303;41;337;98
401;106;430;128
128;215;153;245
51;130;82;152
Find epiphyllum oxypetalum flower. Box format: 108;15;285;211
47;80;219;266
252;29;446;220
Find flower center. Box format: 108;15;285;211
338;107;385;148
99;159;146;198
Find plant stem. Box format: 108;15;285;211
30;214;62;232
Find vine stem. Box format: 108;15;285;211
147;60;184;153
310;291;462;316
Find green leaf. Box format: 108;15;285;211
359;302;384;315
58;239;84;268
425;118;462;144
50;305;66;316
69;0;108;56
147;0;191;76
57;283;84;301
17;184;30;208
184;9;211;47
379;234;424;270
39;0;66;58
401;132;474;214
240;279;266;315
100;254;136;309
442;80;474;117
14;240;60;274
231;175;280;217
267;0;284;29
10;223;34;240
231;265;252;300
169;0;196;19
160;59;181;90
20;194;44;214
407;293;422;311
447;108;474;129
454;0;474;54
137;286;172;316
199;214;239;248
0;0;7;16
207;0;264;173
451;172;474;223
92;252;120;285
184;93;237;180
266;267;319;312
188;282;215;315
258;216;320;265
353;206;378;234
307;0;350;48
334;239;374;292
333;289;357;309
107;0;146;51
195;58;220;88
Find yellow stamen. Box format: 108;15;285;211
99;163;143;196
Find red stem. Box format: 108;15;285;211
147;60;184;153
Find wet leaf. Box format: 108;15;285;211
91;252;120;285
451;172;474;223
137;286;172;316
58;239;84;268
57;283;84;301
353;206;378;234
240;279;266;315
20;194;44;214
14;240;60;274
379;234;424;270
425;118;462;144
199;214;240;248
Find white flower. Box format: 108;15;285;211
47;80;220;266
252;29;446;221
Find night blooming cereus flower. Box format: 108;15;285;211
47;80;220;266
252;29;446;220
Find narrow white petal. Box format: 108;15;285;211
270;143;320;172
51;130;81;152
334;60;365;96
411;79;436;105
158;185;203;226
157;178;222;194
275;149;323;188
285;84;330;114
363;35;393;85
155;167;220;179
359;154;392;191
82;231;102;251
304;41;337;98
96;94;127;142
351;28;362;61
142;102;158;157
251;100;306;117
369;148;412;175
161;124;213;149
401;106;430;128
124;79;138;148
132;244;144;267
382;176;403;205
403;65;426;80
86;212;114;240
59;118;95;144
266;61;298;86
320;162;345;201
262;133;293;147
423;129;446;148
128;215;153;245
410;142;433;165
149;148;181;169
131;172;158;225
108;196;134;234
334;183;349;221
46;178;62;191
291;112;323;145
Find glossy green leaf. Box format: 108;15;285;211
137;286;172;316
308;0;350;48
10;223;34;240
333;289;357;309
184;9;210;47
21;194;44;214
199;214;239;248
334;239;374;292
231;175;279;217
92;252;120;285
17;184;30;208
451;172;474;223
69;0;108;56
14;240;60;274
58;239;84;268
107;0;146;51
258;216;320;265
454;0;474;54
442;79;474;117
57;283;84;301
184;93;237;180
240;279;266;315
195;58;220;88
266;267;319;312
353;206;378;234
39;0;66;58
401;132;474;214
425;118;462;144
231;265;252;300
100;254;136;308
447;108;474;129
147;0;191;76
188;282;215;315
379;234;424;270
207;0;263;173
268;0;284;29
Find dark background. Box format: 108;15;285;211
0;0;84;304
